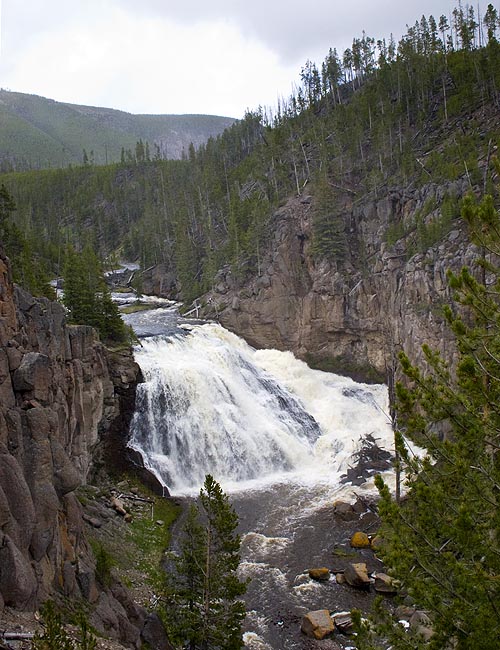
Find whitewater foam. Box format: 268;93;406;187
128;320;394;497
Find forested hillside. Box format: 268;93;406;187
2;5;500;645
2;3;500;307
0;89;235;170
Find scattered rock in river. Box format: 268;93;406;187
374;572;398;595
395;605;416;621
332;612;354;634
308;567;330;581
333;501;357;521
409;610;434;641
344;562;371;589
301;610;335;639
335;573;346;585
350;531;371;548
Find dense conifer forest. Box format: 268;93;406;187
2;3;500;305
0;89;235;170
1;4;500;648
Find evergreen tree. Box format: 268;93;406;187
0;184;54;298
484;4;499;43
166;504;206;650
33;601;97;650
355;184;500;649
0;183;16;225
165;475;247;650
311;177;347;264
62;245;129;343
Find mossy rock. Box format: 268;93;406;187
350;531;371;549
308;567;331;581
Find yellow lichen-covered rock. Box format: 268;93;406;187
350;531;370;548
308;567;330;581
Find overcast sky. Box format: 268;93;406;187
0;0;460;118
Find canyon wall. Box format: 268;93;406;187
202;177;478;382
0;249;150;645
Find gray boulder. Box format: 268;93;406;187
141;613;175;650
13;353;51;402
344;562;371;589
0;532;37;607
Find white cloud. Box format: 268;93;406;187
0;1;299;116
0;0;459;116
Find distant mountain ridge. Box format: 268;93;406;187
0;89;236;170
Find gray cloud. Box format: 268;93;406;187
2;0;459;67
119;0;456;62
0;0;463;116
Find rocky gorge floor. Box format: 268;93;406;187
0;474;179;650
1;457;430;650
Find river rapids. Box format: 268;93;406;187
122;302;396;649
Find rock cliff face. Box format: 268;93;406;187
202;178;478;382
0;249;149;644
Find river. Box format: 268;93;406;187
121;302;395;649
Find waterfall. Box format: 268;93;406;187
128;320;393;494
123;309;397;649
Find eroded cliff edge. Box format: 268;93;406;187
0;249;155;646
201;177;480;382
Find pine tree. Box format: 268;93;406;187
355;183;500;649
484;4;499;43
0;185;54;298
166;504;206;650
311;177;347;264
33;601;97;650
63;246;99;327
62;245;129;344
0;183;16;226
165;475;247;650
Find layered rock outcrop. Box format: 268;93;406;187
202;178;478;381
0;249;149;645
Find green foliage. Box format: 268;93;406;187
0;182;15;221
413;199;454;252
0;89;234;171
385;192;460;255
62;245;130;344
126;495;181;587
311;177;347;263
2;2;500;301
385;220;406;247
75;614;97;650
164;475;247;650
89;540;115;588
33;601;97;650
0;184;55;298
360;189;500;649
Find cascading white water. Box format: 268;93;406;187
123;308;399;649
128;321;394;494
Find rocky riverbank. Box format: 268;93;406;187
0;248;170;647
